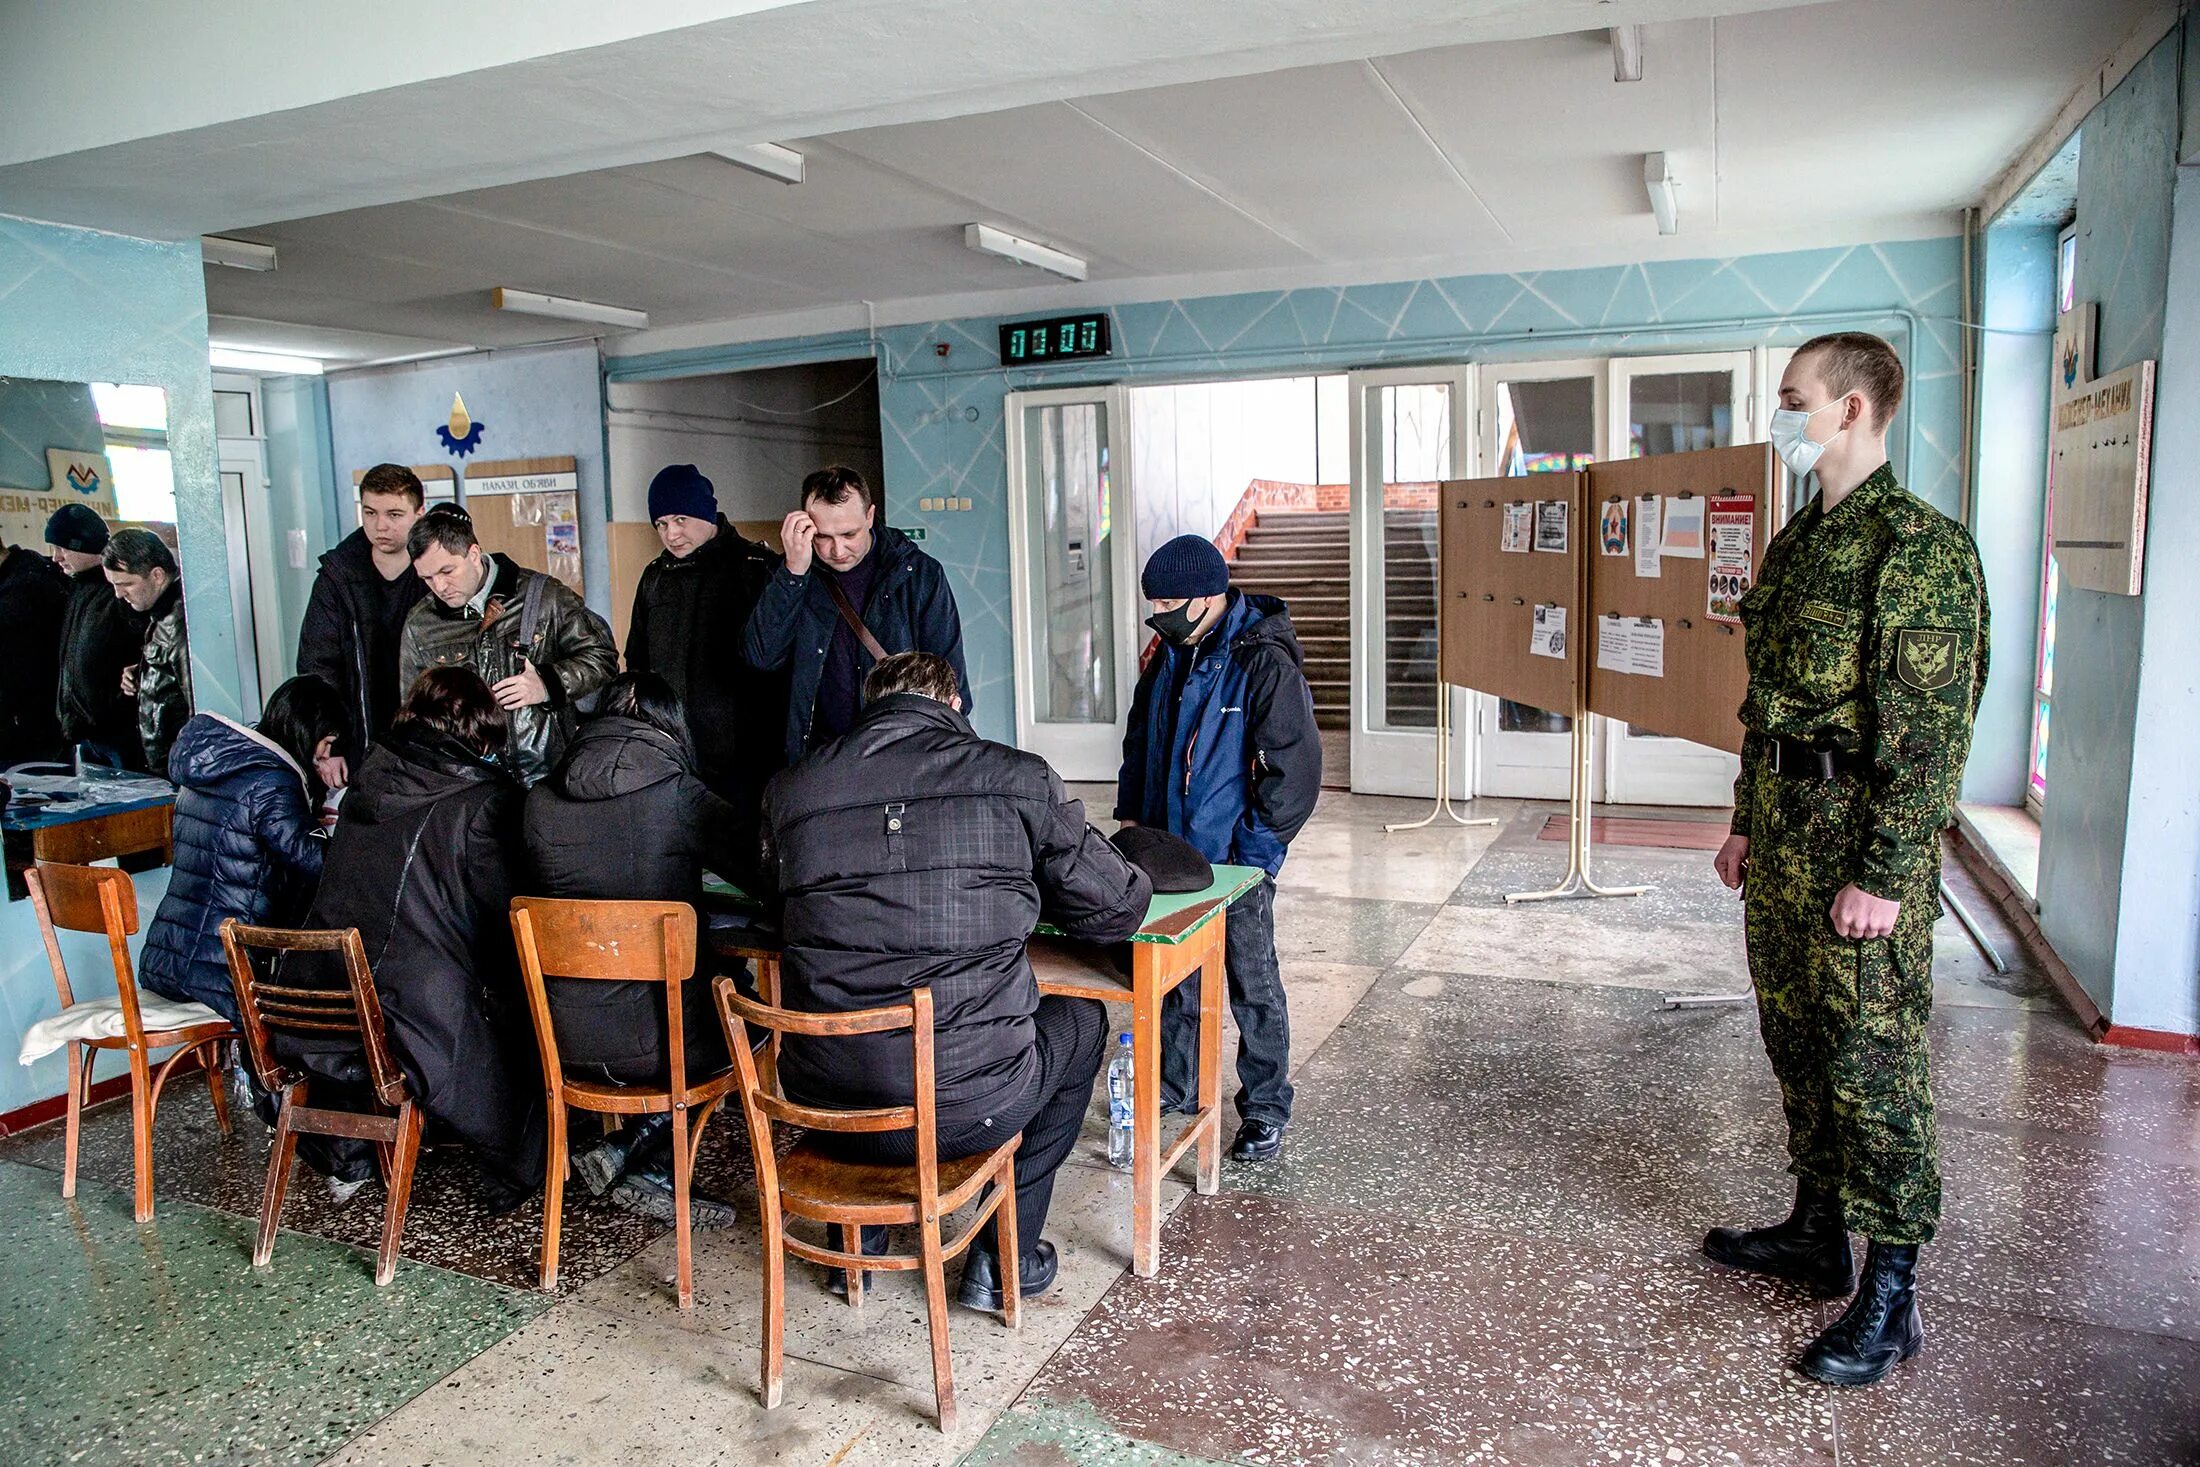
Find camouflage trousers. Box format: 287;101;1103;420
1743;768;1940;1244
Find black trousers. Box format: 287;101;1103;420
1159;874;1293;1125
821;994;1107;1256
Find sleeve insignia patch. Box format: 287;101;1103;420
1895;629;1960;692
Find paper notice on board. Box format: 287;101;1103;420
1661;495;1707;558
1707;495;1754;623
1597;615;1634;671
1599;499;1630;556
1633;496;1661;578
1529;603;1568;659
1501;502;1533;553
1626;617;1665;677
1534;500;1569;553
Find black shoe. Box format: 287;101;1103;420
826;1225;890;1298
575;1115;669;1199
1796;1241;1923;1386
477;1174;534;1218
1704;1184;1856;1298
607;1170;738;1230
1229;1119;1285;1162
956;1238;1058;1311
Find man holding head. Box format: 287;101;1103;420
298;462;428;776
47;504;145;768
1708;331;1988;1387
397;504;618;787
742;465;968;764
102;528;192;779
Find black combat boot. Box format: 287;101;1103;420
1795;1240;1923;1386
1703;1183;1856;1297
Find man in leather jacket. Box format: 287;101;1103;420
396;505;617;787
101;528;192;779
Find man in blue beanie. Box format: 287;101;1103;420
625;464;787;859
1117;533;1321;1161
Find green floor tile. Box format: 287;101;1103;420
0;1160;546;1467
959;1401;1245;1466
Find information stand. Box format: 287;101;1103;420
463;455;584;594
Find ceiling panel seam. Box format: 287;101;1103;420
1058;100;1324;263
1360;57;1511;243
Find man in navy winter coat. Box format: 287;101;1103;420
741;466;969;764
1116;535;1321;1162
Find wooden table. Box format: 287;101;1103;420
3;772;174;901
705;865;1264;1278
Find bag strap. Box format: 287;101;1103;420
516;570;548;652
820;571;892;663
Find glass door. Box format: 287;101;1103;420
1474;360;1603;800
1004;386;1140;779
1602;351;1753;806
1349;367;1468;796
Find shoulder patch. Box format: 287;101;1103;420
1894;628;1961;692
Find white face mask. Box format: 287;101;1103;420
1769;396;1849;483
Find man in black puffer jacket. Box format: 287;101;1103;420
761;651;1151;1310
0;534;67;765
46;505;144;768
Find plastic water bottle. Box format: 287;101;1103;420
1106;1034;1135;1170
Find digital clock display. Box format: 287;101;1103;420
999;312;1112;365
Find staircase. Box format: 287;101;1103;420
1223;509;1440;733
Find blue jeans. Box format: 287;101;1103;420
1160;875;1293;1126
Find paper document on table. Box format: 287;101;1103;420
1626;617;1665;677
1597;615;1634;671
1633;496;1662;578
1529;603;1568;660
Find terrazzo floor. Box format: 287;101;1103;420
3;791;2195;1465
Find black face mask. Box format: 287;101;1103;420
1145;600;1205;645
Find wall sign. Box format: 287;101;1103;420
0;448;119;553
999;312;1111;365
2051;301;2154;596
437;393;486;457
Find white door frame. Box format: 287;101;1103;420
1003;384;1142;779
1348;365;1472;797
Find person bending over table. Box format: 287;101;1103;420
758;651;1151;1309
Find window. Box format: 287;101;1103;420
92;382;177;523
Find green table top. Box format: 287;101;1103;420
702;863;1263;946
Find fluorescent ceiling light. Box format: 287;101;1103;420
201;235;277;271
964;223;1087;282
211;346;323;375
1643;152;1679;236
492;287;650;331
1610;25;1644;83
710;142;805;184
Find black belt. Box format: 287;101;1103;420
1767;737;1864;780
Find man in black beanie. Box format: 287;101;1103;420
1;523;68;765
45;504;145;768
1117;534;1321;1162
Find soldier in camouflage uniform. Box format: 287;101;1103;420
1707;332;1988;1388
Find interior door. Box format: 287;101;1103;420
1004;386;1141;780
1602;351;1753;806
1473;360;1604;800
1348;367;1469;796
216;459;267;718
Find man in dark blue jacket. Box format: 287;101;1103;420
742;466;968;764
1116;535;1321;1162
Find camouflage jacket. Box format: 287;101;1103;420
1732;462;1989;899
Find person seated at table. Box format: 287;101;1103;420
293;667;544;1210
139;675;349;1025
522;671;750;1228
758;651;1151;1308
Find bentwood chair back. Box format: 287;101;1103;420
29;861;234;1222
220;920;420;1285
509;896;736;1308
713;977;1021;1434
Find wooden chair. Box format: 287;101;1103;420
220;920;421;1286
28;861;234;1223
510;897;738;1307
714;976;1022;1434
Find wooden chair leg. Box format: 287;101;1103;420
841;1223;866;1314
254;1086;302;1268
127;1045;155;1223
61;1042;86;1200
540;1099;567;1293
994;1159;1022;1333
760;1204;787;1410
671;1105;695;1310
203;1040;233;1136
919;1215;958;1434
375;1104;423;1287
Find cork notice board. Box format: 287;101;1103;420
1583;444;1774;754
1438;472;1584;714
464;456;582;595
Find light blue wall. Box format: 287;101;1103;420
2035;35;2181;1014
615;238;1965;746
261;373;342;678
326;343;612;616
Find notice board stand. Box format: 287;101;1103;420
464;456;584;595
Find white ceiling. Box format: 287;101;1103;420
188;0;2162;365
